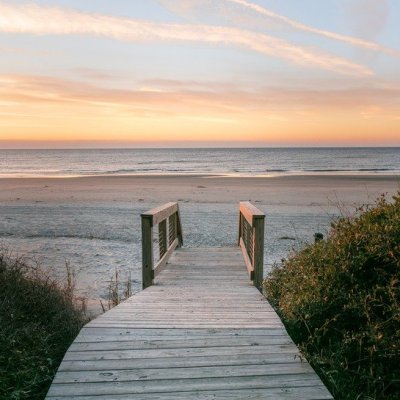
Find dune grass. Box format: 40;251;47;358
0;252;88;400
264;192;400;399
100;268;132;312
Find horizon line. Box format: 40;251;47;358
1;145;399;150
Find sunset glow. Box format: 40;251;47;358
0;0;399;147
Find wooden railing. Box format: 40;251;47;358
238;201;265;289
141;202;183;289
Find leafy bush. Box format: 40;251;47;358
264;193;400;400
0;253;87;400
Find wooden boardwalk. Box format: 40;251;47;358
46;202;333;399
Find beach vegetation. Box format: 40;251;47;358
264;192;400;400
100;268;132;312
0;252;88;400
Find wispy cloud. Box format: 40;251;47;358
226;0;399;57
158;0;400;57
0;2;372;76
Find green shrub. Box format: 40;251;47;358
264;193;400;400
0;253;87;400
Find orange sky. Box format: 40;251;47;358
0;1;399;147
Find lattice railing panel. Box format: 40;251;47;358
168;213;177;246
241;215;253;264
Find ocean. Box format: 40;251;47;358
1;147;399;178
1;147;399;313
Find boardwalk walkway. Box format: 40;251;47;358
46;202;333;399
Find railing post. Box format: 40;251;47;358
238;202;265;290
141;215;153;290
252;215;265;289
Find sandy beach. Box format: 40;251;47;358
1;174;399;313
1;174;399;205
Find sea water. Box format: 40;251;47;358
1;147;399;178
0;147;399;313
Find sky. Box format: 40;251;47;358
0;0;399;148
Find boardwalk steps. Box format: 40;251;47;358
46;203;333;399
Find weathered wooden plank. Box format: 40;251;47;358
83;323;285;329
53;363;314;384
47;385;333;400
90;316;281;321
57;352;305;372
62;344;300;362
69;336;292;352
138;287;264;293
87;318;281;324
158;268;245;274
47;374;324;396
74;327;286;340
177;247;239;251
155;275;248;280
108;303;273;308
87;320;283;325
92;314;278;320
74;334;288;345
99;313;273;318
97;306;276;312
92;320;278;326
112;300;269;306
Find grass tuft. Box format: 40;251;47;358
0;251;88;400
264;192;400;400
100;268;132;312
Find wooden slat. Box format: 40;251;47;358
57;352;303;372
53;363;314;384
47;385;333;399
47;374;324;396
69;336;292;352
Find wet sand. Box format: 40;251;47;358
1;174;399;206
